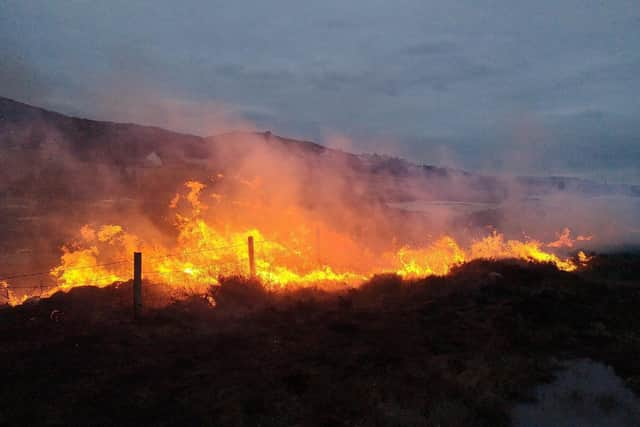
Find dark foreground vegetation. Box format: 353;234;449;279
1;256;639;426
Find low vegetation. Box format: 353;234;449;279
1;255;639;426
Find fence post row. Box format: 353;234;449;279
248;236;256;277
133;252;142;320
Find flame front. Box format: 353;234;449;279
3;179;592;304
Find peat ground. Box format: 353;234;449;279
1;256;639;426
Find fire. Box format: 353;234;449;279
469;232;579;272
547;227;593;249
394;237;466;277
50;247;126;290
48;224;138;291
1;280;28;307
389;232;582;279
2;179;593;305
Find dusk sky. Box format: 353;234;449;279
1;1;639;181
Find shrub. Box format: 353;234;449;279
208;275;269;312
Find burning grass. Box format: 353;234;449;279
3;179;593;306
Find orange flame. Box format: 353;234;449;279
547;227;593;249
2;179;593;304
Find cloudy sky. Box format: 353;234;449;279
1;0;639;181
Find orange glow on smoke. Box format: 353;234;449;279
3;179;592;304
547;227;592;249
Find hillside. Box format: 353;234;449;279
2;97;638;202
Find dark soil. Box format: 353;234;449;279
1;257;639;426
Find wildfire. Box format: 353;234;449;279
1;280;28;307
2;179;593;305
547;227;593;249
394;237;466;277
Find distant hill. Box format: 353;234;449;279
2;96;638;203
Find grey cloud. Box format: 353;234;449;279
309;70;367;92
0;46;53;103
1;0;639;183
403;41;459;56
408;57;495;92
215;64;295;86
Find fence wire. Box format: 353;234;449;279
1;238;269;306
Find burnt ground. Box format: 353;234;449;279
1;257;639;426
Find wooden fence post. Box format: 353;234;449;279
133;252;142;320
248;236;256;277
